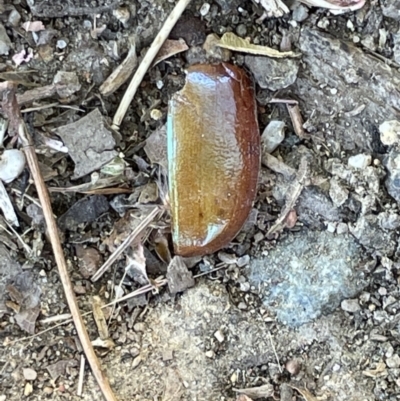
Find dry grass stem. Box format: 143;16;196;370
0;82;118;401
92;206;162;282
112;0;192;129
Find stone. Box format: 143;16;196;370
382;0;400;20
54;108;117;179
245;55;299;91
379;120;400;146
291;4;309;22
247;231;368;326
0;23;12;55
23;368;37;381
393;35;400;65
386;354;400;368
329;178;348;207
261;120;285;154
53;71;81;98
384;150;400;202
341;299;360;313
348;153;371;169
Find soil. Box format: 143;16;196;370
1;0;400;400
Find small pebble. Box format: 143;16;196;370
237;302;247;310
261;120;285;154
200;3;211;16
8;9;21;27
379;120;400;146
285;359;301;375
236;24;247;37
24;383;33;396
150;109;163;121
348;153;371;169
205;350;215;358
386;354;400;368
214;330;225;343
57;39;68;49
113;7;130;27
336;222;348;234
341;298;361;313
23;368;37;381
133;322;146;332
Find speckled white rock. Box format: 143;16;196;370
379;120;400;146
348;153;371;169
341;299;360;313
261;120;285;154
0;149;26;183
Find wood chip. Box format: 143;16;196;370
217;32;299;58
92;296;109;340
234;383;274;399
153;38;188;66
100;37;138;96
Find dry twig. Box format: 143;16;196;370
112;0;192;129
1;83;117;401
92;206;162;282
267;156;309;236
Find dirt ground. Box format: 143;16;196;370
1;0;400;400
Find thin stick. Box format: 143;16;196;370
92;207;161;282
17;122;117;400
77;354;85;397
268;331;283;373
112;0;192;130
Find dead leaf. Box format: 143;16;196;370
46;359;78;380
22;21;45;32
92;296;109;340
14;306;40;335
362;362;387;378
153;39;189;66
100;37;137;96
217;32;299;58
234;384;274;399
290;385;318;401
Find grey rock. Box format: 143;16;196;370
247;231;368;326
329;178;348;207
393;34;400;65
384;150;400;202
382;0;400;20
8;9;21;27
350;214;396;255
261;120;285;154
379;119;400;147
245;55;299;91
298;29;400;151
348;153;371;169
55;108;117;179
341;299;360;313
0;23;12;55
167;256;195;295
58;195;109;231
214;0;241;14
378;211;400;230
386;354;400;368
53;71;81;98
291;4;309;22
296;186;340;229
